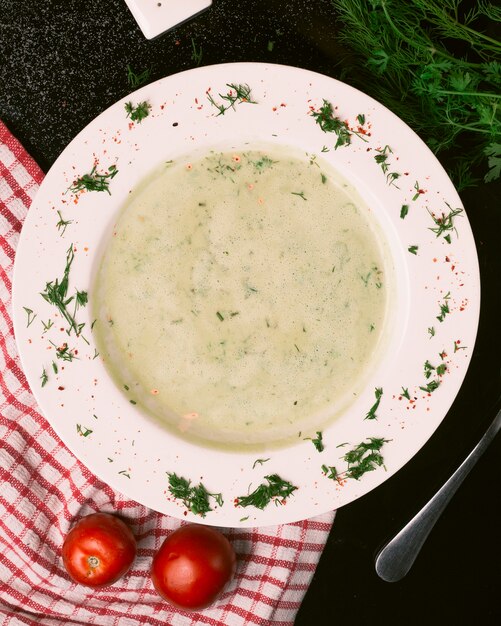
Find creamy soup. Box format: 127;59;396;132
93;146;393;448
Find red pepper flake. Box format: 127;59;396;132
272;106;277;111
58;386;65;391
280;102;287;107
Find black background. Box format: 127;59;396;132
1;1;501;624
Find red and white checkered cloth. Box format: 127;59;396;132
0;119;336;626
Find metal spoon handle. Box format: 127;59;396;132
375;407;501;583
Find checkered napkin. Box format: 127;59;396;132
0;120;336;626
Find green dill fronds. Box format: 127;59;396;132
167;472;223;517
310;99;352;148
365;387;383;420
305;431;325;452
40;245;88;338
323;437;390;482
68;164;118;194
342;437;390;480
235;474;298;510
56;211;72;236
428;204;463;242
331;0;501;183
125;100;151;123
23;307;37;328
207;83;257;116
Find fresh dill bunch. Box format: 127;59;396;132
331;0;501;186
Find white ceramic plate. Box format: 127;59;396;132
12;63;480;527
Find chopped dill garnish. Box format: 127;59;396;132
321;464;338;480
125;100;151;123
23;307;37;328
408;245;419;255
50;341;77;362
76;424;93;437
436;363;447;376
235;474;298;510
52;361;58;374
310;99;352;148
252;458;270;469
374;145;400;186
40;245;88;337
41;319;53;333
68;164;118;195
291;191;307;200
343;437;389;480
365;387;383;420
428;326;435;338
207;83;257;116
420;379;441;393
322;437;390;482
412;181;423;201
424;359;435;379
373;145;392;173
40;368;48;387
400;204;409;219
437;292;451;322
401;387;411;400
429;205;463;243
305;431;324;452
167;472;223;517
56;211;72;236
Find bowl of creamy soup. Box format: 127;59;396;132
12;62;479;526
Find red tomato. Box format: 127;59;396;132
62;512;137;587
151;524;236;610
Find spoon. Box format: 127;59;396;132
375;405;501;582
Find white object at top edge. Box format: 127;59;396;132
124;0;212;39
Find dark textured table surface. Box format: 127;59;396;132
2;2;501;624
